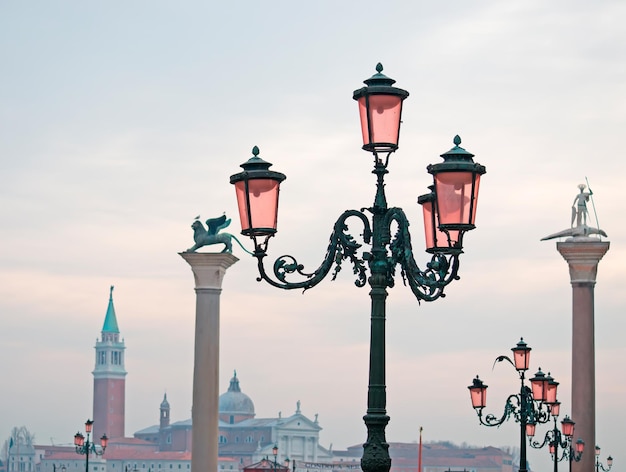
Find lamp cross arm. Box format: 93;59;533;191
477;394;520;427
529;429;567;450
254;209;371;291
385;208;461;302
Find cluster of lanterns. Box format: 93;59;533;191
230;63;485;255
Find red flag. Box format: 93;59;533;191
418;427;423;472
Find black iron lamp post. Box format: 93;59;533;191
230;64;486;472
527;404;582;472
73;420;108;472
467;339;557;472
567;439;585;472
272;444;278;472
594;446;613;472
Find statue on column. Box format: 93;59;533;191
541;184;607;241
185;214;252;254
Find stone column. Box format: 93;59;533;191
556;239;609;472
180;252;239;472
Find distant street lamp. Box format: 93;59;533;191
73;420;108;472
231;63;486;472
272;445;278;472
569;439;585;472
594;445;613;472
468;339;557;472
527;404;583;472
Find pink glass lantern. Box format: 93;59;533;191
545;374;559;405
418;187;461;254
468;376;487;409
230;146;286;238
353;63;409;154
561;416;575;438
427;136;486;232
575;439;585;454
511;338;532;371
526;423;536;437
530;369;549;402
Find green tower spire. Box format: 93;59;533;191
102;285;120;333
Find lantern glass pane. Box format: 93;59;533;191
576;440;585;453
551;402;561;417
546;382;558;404
435;173;481;226
421;199;460;251
469;387;486;408
562;420;575;437
234;179;280;234
421;199;436;250
526;423;536;437
531;378;547;401
513;349;530;371
358;95;403;149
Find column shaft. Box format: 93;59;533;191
180;252;239;472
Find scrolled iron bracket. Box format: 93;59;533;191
254;209;371;291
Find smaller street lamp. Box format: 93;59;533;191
527;407;581;472
272;445;278;472
73;420;108;472
594;445;613;472
568;439;585;472
468;338;555;472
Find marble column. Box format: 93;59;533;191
556;239;609;472
180;252;239;472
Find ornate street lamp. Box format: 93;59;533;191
595;446;613;472
230;64;486;472
272;445;278;472
467;339;555;472
527;408;583;472
73;420;107;472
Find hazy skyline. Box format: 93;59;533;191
1;1;624;471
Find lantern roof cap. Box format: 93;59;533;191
429;135;486;176
230;146;286;183
468;375;487;389
241;146;273;171
440;135;475;161
363;63;397;87
353;63;409;100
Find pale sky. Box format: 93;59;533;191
1;1;625;471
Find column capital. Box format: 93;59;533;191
179;252;239;289
556;240;610;283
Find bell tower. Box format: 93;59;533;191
93;286;127;439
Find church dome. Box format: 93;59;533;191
219;371;255;416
